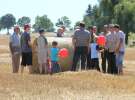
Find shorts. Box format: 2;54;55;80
21;52;32;66
116;51;124;67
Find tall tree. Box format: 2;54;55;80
83;5;100;29
86;4;93;16
56;16;71;28
84;0;135;44
0;20;2;31
0;14;16;34
17;16;31;27
33;15;54;32
74;21;80;27
114;0;135;44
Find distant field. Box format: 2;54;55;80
0;34;135;100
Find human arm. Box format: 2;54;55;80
93;33;98;39
26;34;32;48
9;36;14;55
72;31;77;49
9;42;14;55
115;33;123;53
72;36;76;46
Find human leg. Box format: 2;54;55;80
81;46;88;70
107;52;112;74
111;53;117;74
101;50;107;73
21;52;26;74
71;47;80;71
12;54;16;73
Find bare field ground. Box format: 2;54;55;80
0;35;135;100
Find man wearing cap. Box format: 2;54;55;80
20;24;32;74
106;24;119;74
37;29;48;74
9;26;21;73
71;22;90;71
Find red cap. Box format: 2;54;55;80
24;24;30;30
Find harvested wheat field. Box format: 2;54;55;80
0;35;135;100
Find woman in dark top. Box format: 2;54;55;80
20;24;32;74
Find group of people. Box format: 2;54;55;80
9;25;32;74
56;26;65;37
9;24;60;74
9;22;125;75
71;22;125;75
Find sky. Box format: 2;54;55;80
0;0;98;27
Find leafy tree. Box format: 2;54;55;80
56;16;71;28
0;14;16;34
86;4;93;16
17;16;31;27
33;15;54;32
84;0;135;44
0;20;2;31
74;21;80;27
100;0;113;17
114;1;135;44
83;5;100;29
83;16;93;29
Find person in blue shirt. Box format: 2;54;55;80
9;26;21;73
50;41;60;73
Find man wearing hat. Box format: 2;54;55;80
9;26;21;73
37;29;48;74
20;24;32;74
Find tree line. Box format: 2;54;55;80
0;0;135;44
0;14;72;33
82;0;135;44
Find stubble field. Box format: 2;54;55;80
0;34;135;100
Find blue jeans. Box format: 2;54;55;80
51;61;60;73
116;51;124;72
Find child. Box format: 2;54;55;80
37;29;48;74
50;41;60;73
90;41;100;71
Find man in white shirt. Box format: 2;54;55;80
106;24;119;74
114;24;125;75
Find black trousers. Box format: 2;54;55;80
107;52;118;74
101;49;108;73
91;58;100;71
87;51;92;69
71;46;88;71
